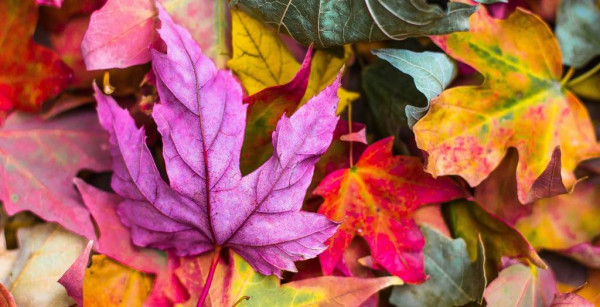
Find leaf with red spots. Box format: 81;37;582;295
414;7;600;204
315;137;468;283
0;0;71;113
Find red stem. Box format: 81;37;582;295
197;247;221;307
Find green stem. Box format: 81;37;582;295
560;67;575;86
347;101;354;168
568;62;600;87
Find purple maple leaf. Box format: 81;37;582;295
95;6;340;276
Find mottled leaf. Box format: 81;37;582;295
444;200;546;278
96;7;340;277
315;138;467;283
0;223;87;307
0;0;71;112
390;226;486;306
228;9;358;113
231;0;477;47
0;111;111;240
176;250;403;306
556;0;600;68
372;49;457;128
83;255;154;307
75;179;188;305
515;179;600;250
240;46;312;174
551;293;594;306
484;263;556;307
415;7;600;204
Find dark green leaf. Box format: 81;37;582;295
231;0;477;47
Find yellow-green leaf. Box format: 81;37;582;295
175;251;402;306
83;255;154;307
414;7;600;204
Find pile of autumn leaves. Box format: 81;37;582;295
1;0;600;305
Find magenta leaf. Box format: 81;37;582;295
59;240;93;306
0;111;111;240
95;6;340;277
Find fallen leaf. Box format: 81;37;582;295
83;255;154;307
372;49;457;128
340;127;367;144
483;262;557;307
0;283;16;307
558;243;600;268
413;204;452;238
444;200;546;278
59;240;94;306
515;179;600;250
231;0;476;47
0;111;111;240
227;9;300;96
240;46;312;174
362;59;426;136
75;179;188;305
555;0;600;68
227;10;358;113
474;149;532;225
568;71;600;101
41;92;94;119
390;225;486;306
307;120;367;203
81;0;229;70
315;137;467;283
176;250;403;306
50;16;101;88
414;7;600;204
95;7;340;276
551;292;594;306
0;0;72;113
1;223;87;306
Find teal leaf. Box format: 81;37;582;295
372;49;457;128
390;225;487;307
362;59;426;137
556;0;600;68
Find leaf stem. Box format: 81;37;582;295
197;247;222;307
560;67;575;86
348;101;354;167
568;62;600;87
232;296;250;306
